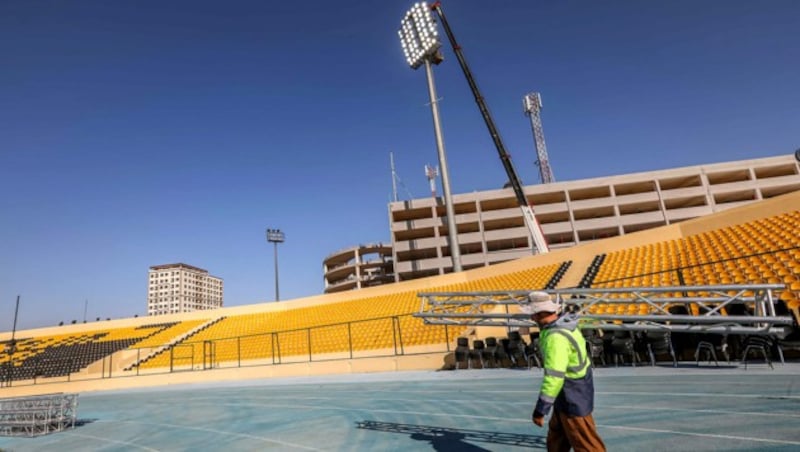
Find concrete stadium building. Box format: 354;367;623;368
323;243;394;294
388;154;800;282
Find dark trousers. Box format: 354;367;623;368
547;410;606;452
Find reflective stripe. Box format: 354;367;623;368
548;329;588;374
544;368;566;378
538;394;556;403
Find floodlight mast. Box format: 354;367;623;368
430;1;549;254
399;1;463;272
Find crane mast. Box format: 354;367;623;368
430;2;549;254
523;93;555;184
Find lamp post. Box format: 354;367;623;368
266;228;284;301
398;1;462;272
4;295;20;386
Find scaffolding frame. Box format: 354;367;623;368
0;392;78;437
415;284;794;337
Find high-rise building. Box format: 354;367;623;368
147;263;223;316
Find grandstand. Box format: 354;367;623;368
1;190;799;398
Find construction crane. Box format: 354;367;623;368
430;2;549;254
523;93;555;184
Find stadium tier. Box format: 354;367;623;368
1;190;799;394
585;211;800;317
136;262;565;370
0;322;200;381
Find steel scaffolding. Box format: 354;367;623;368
0;392;78;437
415;284;794;337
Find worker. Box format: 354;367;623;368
521;291;606;452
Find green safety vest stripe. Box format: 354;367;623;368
547;328;589;375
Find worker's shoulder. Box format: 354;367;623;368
541;328;573;346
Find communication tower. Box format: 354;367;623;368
523;93;555;184
425;164;439;197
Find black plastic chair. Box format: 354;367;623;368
610;331;639;367
524;333;542;369
582;329;606;367
488;337;511;368
483;337;502;368
506;331;528;368
741;336;775;370
695;334;729;367
470;340;486;369
645;330;677;367
454;337;470;370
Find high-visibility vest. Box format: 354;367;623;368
535;316;594;417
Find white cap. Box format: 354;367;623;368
519;291;559;315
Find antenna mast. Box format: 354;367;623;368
425;164;439;197
523;92;555;184
390;152;399;202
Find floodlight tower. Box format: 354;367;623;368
398;1;462;272
266;228;284;301
523;93;555;184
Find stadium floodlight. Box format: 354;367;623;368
397;1;462;273
266;228;285;301
398;2;442;69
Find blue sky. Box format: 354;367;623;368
1;0;798;330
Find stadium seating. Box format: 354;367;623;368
2;199;798;384
583;211;800;319
137;263;563;369
1;323;188;381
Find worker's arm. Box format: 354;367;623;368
533;333;570;419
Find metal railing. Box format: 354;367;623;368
0;313;455;388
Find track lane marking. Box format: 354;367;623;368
194;401;800;446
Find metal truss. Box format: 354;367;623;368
0;393;78;437
415;284;795;337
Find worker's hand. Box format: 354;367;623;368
532;411;545;427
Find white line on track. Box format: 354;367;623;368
595;424;800;446
604;404;800;418
598;390;800;399
95;420;323;451
184;395;800;419
201;401;800;446
212;387;800;400
62;431;161;451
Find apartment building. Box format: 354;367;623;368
388;154;800;281
147;263;224;315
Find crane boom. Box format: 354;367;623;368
431;2;549;254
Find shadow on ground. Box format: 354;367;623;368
356;420;546;451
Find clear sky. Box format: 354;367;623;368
1;1;798;331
